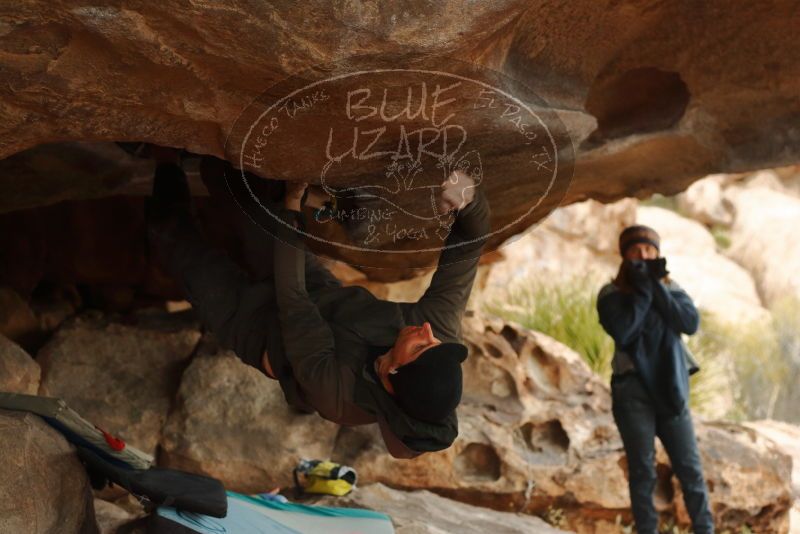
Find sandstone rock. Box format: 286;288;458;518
324;257;497;314
160;346;340;493
543;198;638;255
724;185;800;307
637;206;768;324
744;420;800;497
0;410;97;534
0;285;39;345
675;422;793;533
483;198;636;301
742;169;800;197
675;174;734;227
324;259;437;302
335;483;569;533
0;333;40;394
333;312;792;533
2;2;800;272
745;420;800;534
93;498;145;534
38;311;201;456
31;285;81;334
637;205;716;255
771;165;800;198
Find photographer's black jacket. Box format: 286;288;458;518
597;271;700;414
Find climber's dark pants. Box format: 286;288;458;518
146;160;281;374
146;158;340;414
612;373;714;534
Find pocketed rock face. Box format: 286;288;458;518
159;345;340;493
334;312;792;533
680;422;792;532
0;410;97;534
37;310;201;456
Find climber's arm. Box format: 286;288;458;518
405;182;491;343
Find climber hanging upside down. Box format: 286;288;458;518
145;146;491;459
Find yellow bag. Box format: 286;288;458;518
293;459;357;497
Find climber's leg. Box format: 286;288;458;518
199;155;341;292
146;155;275;377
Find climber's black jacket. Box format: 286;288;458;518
147;159;491;458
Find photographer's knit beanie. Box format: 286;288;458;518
619;225;660;256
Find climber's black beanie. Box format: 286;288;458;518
388;342;468;423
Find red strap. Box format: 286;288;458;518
100;429;126;451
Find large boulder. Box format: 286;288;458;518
637;205;768;324
683;422;792;532
0;333;40;394
675;174;735;227
745;420;800;534
483;198;636;300
38;311;201;456
2;2;800;273
484;198;769;326
334;312;792;533
0;410;97;534
724;185;800;308
160;344;340;493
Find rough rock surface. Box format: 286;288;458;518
636;205;768;324
0;410;97;534
745;420;800;534
0;285;39;344
38;310;201;456
0;332;40;394
2;2;800;270
93;498;145;534
332;312;792;533
160;344;340;493
332;483;569;533
1;305;790;532
683;422;792;532
725;184;800;308
483;198;636;299
483;197;768;325
675;174;735;227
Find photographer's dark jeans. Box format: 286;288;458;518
612;373;714;534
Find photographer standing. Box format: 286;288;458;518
597;225;714;534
